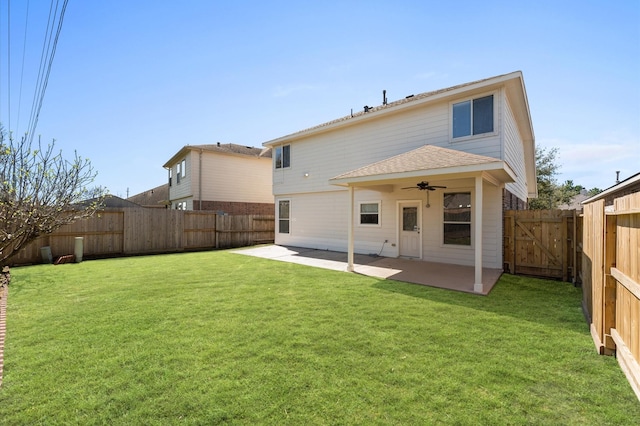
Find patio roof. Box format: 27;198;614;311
329;144;517;187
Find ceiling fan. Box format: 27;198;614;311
401;181;447;208
401;181;447;191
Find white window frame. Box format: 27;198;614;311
277;199;291;234
176;162;181;184
358;200;381;227
442;191;472;247
275;144;291;169
450;92;497;142
181;159;186;178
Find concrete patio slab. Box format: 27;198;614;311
234;245;502;295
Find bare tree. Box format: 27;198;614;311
0;128;106;265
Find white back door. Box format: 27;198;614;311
399;202;421;258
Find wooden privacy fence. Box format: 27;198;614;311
503;209;581;282
9;209;275;266
582;192;640;400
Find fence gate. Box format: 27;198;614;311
503;209;580;282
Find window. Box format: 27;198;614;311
443;192;471;245
168;168;172;187
275;145;290;169
175;201;187;210
359;201;380;226
175;159;186;184
278;200;290;234
452;95;494;138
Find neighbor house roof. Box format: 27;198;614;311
330;145;516;186
163;143;272;168
127;184;170;207
582;171;640;205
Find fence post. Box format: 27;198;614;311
603;214;617;354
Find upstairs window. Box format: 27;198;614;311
176;159;186;184
168;168;172;187
275;145;290;169
443;192;471;246
452;95;494;138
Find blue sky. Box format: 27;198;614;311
1;0;639;197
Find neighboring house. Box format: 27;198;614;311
558;189;591;211
127;184;170;208
163;143;273;214
582;171;640;211
262;71;536;292
79;194;141;209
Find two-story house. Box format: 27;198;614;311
163;143;273;214
262;71;536;292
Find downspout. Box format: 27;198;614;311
199;149;203;210
165;167;171;209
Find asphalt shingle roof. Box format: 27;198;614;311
331;145;503;181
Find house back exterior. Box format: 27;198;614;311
263;72;536;277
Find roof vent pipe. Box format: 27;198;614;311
616;170;620;184
217;142;220;147
383;90;387;105
364;105;371;113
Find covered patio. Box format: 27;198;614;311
328;144;516;294
235;245;503;295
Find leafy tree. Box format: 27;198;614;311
587;187;603;197
529;146;583;209
0;129;106;265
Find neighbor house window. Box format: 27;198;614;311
168;168;172;187
175;201;187;210
275;145;290;169
181;159;186;178
452;95;494;138
443;192;471;245
278;200;290;234
176;162;181;184
359;201;380;226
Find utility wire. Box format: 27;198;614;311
26;0;69;144
15;0;31;134
7;0;11;133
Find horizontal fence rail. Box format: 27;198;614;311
8;209;275;266
583;192;640;401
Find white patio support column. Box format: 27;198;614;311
474;175;484;293
347;185;355;272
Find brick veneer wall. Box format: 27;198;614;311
503;188;528;211
194;200;274;215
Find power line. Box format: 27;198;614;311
25;0;69;143
15;0;31;134
0;0;69;139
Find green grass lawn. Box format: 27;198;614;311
1;250;638;425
